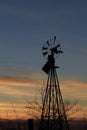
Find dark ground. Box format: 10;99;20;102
0;119;87;130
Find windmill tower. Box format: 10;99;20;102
39;36;69;130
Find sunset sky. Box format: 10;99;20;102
0;0;87;119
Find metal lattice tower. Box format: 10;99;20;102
39;36;69;130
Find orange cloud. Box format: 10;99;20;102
0;86;36;97
0;76;86;119
60;80;87;99
0;102;27;119
0;76;41;87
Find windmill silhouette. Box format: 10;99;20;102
39;36;69;130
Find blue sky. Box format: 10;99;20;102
0;0;87;119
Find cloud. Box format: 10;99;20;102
0;75;86;102
60;80;87;101
0;75;40;87
0;102;27;119
0;75;87;119
0;75;41;107
61;80;87;89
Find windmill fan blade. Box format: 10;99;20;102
55;44;60;49
54;36;56;44
43;52;48;56
54;36;56;41
42;47;48;50
58;50;63;53
47;41;49;46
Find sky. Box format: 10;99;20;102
0;0;87;119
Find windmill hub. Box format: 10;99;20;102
42;36;63;60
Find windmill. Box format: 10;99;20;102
38;36;69;130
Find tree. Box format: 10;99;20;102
64;98;80;120
25;86;80;120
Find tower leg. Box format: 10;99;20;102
39;68;69;130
